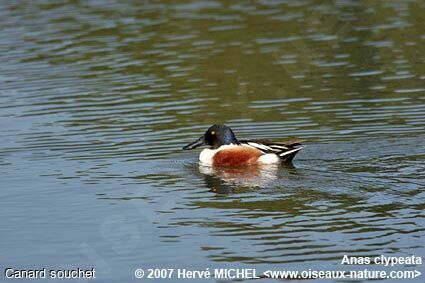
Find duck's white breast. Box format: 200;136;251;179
199;148;216;165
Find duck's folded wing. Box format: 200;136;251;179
238;139;304;162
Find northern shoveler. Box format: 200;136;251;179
183;124;303;166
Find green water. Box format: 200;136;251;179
1;1;424;282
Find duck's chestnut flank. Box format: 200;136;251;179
213;146;262;166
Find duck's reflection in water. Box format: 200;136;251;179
199;164;288;194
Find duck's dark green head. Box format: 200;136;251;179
183;124;237;150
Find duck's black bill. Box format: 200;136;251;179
183;136;205;150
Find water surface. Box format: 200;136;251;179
1;0;424;282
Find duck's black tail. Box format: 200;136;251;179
277;146;304;162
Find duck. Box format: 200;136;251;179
183;124;303;166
